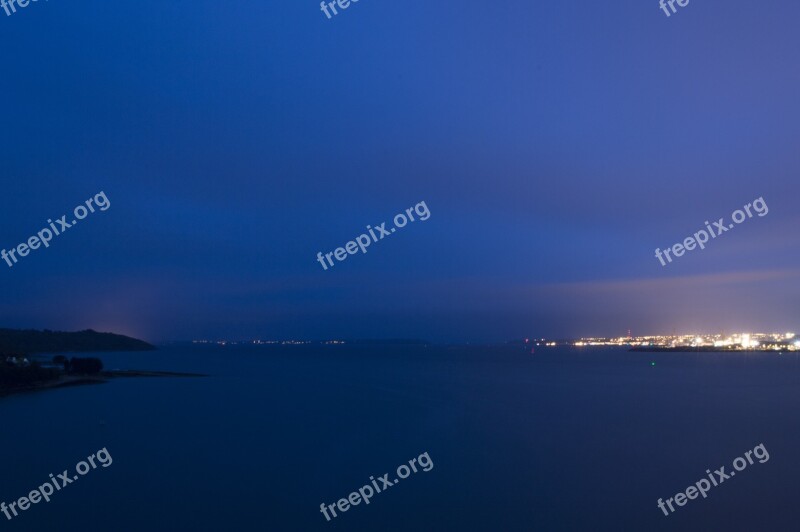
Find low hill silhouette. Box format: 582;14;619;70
0;328;155;355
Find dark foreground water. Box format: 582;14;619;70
1;345;798;531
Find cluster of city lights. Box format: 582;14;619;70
568;332;798;350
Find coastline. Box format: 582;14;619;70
0;370;207;399
629;346;790;353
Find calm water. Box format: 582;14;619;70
1;345;798;531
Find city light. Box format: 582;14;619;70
558;331;799;351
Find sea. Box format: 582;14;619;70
1;344;798;531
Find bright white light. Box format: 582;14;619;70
742;334;751;348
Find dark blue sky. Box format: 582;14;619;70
1;0;798;342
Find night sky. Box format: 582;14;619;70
1;0;798;342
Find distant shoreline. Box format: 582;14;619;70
629;346;789;353
0;328;155;354
0;328;175;398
